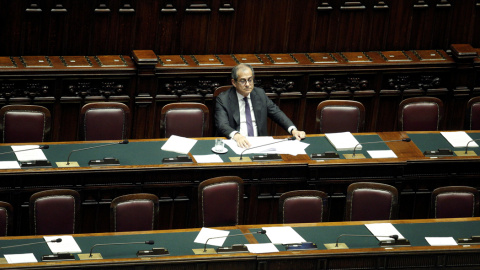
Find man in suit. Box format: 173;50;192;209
215;63;306;148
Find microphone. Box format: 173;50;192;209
56;140;128;167
464;138;480;154
193;230;266;254
0;145;50;156
238;137;296;161
0;238;61;249
87;240;154;258
349;138;411;158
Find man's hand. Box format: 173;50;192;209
233;133;251;148
292;129;306;140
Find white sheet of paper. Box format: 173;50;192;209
441;131;477;148
193;154;224;163
365;223;405;241
160;135;197;154
194;227;230;247
367;150;398;158
0;161;20;169
262;226;306;245
425;237;458;246
245;243;279;253
223;137;308;156
11;145;47;162
325;132;362;151
224;137;275;155
44;236;82;254
4;253;38;264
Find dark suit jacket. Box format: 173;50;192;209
215;87;295;137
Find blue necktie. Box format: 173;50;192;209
244;97;254;136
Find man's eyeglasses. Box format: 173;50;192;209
236;77;254;85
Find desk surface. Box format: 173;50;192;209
1;218;479;269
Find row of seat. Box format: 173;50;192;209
4;95;480;144
0;178;477;236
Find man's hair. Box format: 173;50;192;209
231;64;254;80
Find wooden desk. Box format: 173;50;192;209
1;218;479;270
1;132;480;235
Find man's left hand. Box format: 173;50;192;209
292;129;306;140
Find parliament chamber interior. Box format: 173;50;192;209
1;1;480;269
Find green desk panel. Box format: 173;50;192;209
408;132;480;155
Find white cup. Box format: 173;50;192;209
214;138;224;152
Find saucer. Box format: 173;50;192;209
211;147;228;154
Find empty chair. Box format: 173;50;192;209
0;201;13;236
160;102;209;138
0;105;51;143
79;102;131;141
466;96;480;130
198;176;244;227
345;182;398;221
29;189;80;235
110;193;159;232
431;186;479;218
315;100;365;133
398;97;444;131
279;190;328;223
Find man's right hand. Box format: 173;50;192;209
233;133;251;148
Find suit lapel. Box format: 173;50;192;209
230;89;240;127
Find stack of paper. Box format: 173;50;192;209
441;131;478;148
325;132;362;151
161;135;198;154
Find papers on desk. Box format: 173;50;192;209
325;132;361;151
161;135;197;154
223;137;309;156
367;150;398;159
425;237;458;246
11;145;47;162
193;154;224;163
4;253;37;264
365;223;405;242
194;227;229;247
262;226;306;245
44;236;82;254
0;161;20;169
441;131;478;148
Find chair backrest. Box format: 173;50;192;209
198;176;244;227
315;100;365;133
279;190;328;224
0;105;51;143
79;102;131;141
431;186;479;218
213;85;232;99
110;193;159;232
160;102;209;138
29;189;80;235
466;96;480;130
398;97;444;131
0;201;13;236
345;182;398;221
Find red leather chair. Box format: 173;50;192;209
345;182;398;221
198;176;244;227
160;102;209;138
0;105;51;143
466;96;480;130
431;186;479;218
79;102;131;141
29;189;81;235
279;190;328;223
0;201;13;236
315;100;365;133
110;193;159;232
398;97;444;131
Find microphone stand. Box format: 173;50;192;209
78;240;154;260
230;137;296;162
344;138;411;159
324;234;409;249
56;140;128;168
454;138;480;157
193;230;266;255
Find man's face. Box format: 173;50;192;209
232;68;254;97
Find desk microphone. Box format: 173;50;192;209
351;138;411;158
464;138;480;154
63;140;129;166
0;238;61;249
239;137;296;161
201;230;267;253
88;240;154;258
